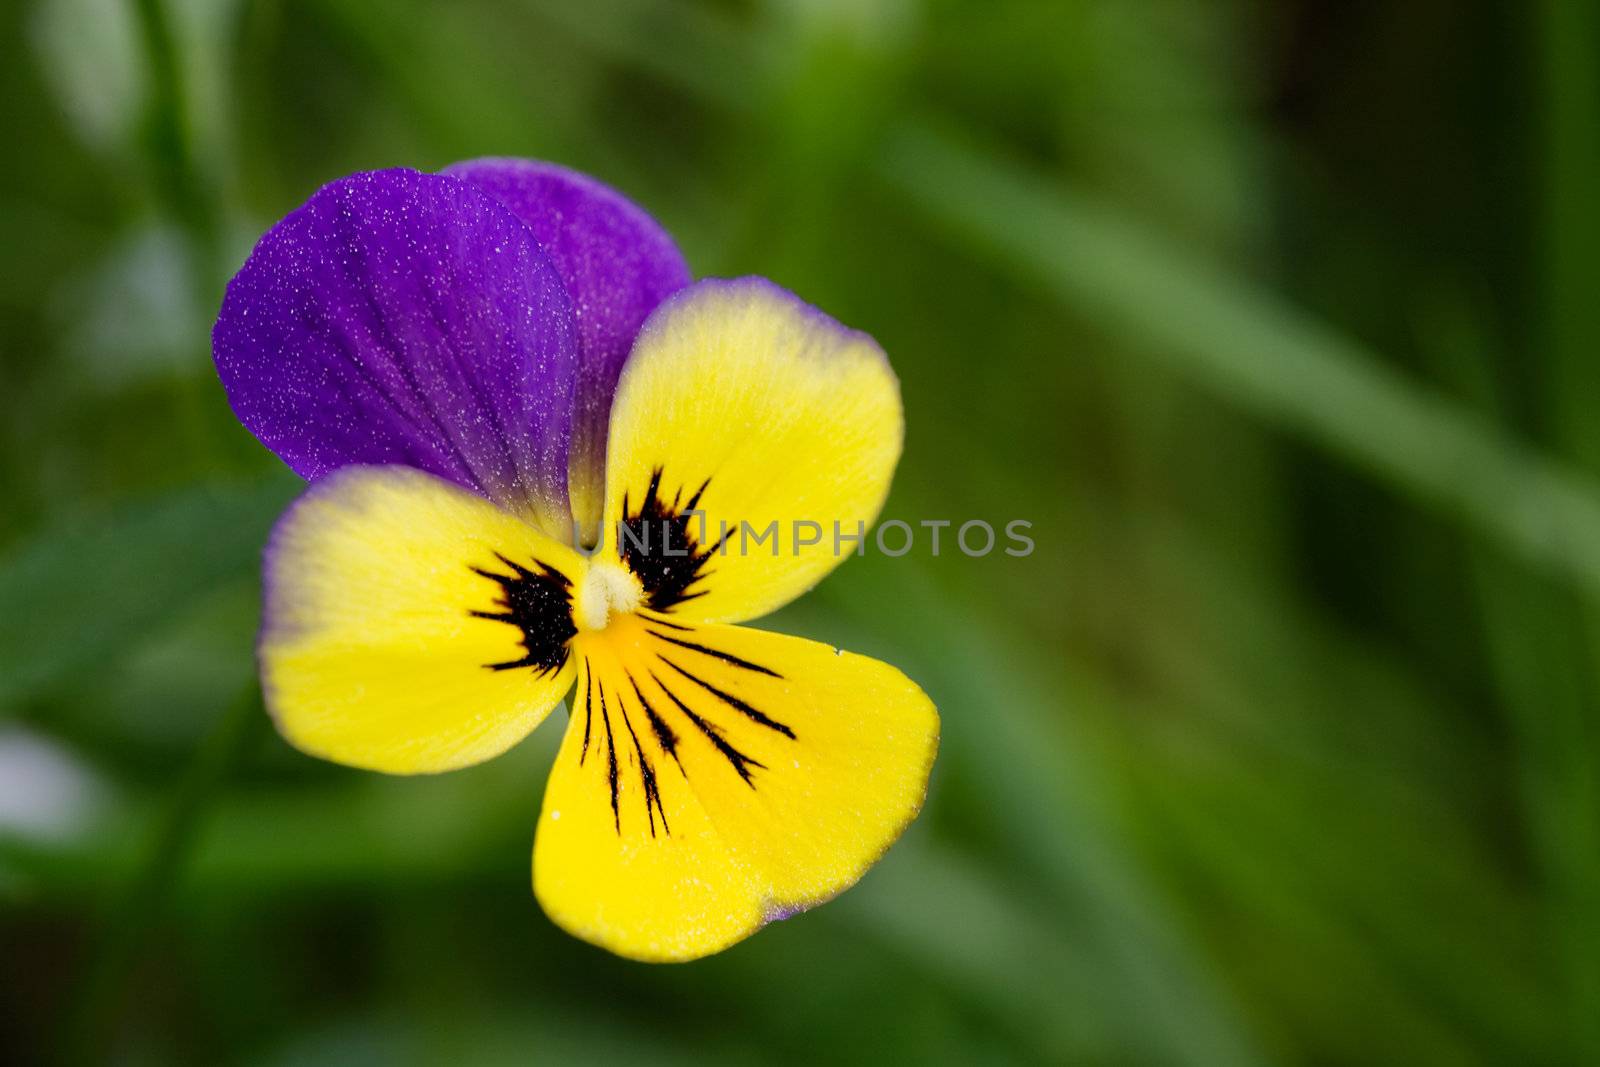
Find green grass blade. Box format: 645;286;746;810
875;118;1600;602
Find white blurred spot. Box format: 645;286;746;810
55;224;204;388
0;727;105;841
30;0;144;153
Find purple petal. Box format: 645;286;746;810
213;168;579;538
444;159;691;532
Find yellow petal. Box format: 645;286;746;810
261;465;587;774
534;612;938;961
597;278;902;624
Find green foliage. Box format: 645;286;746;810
0;480;293;709
1;1;1596;1063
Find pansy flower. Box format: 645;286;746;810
213;161;939;961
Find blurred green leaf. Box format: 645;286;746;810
0;477;295;711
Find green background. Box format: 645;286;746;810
3;1;1598;1063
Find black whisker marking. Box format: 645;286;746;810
485;654;550;672
641;613;693;632
684;477;711;513
598;678;620;834
619;695;669;838
650;671;765;787
661;657;796;739
617;467;719;612
468;610;516;623
628;674;683;775
579;659;593;766
470;555;576;675
647;630;782;678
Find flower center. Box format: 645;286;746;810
575;561;645;632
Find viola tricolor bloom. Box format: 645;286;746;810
213;160;939;961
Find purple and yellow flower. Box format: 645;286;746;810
213;161;938;961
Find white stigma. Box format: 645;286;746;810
575;562;644;632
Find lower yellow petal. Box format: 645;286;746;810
261;465;587;774
533;612;938;961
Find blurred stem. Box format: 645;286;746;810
128;0;225;467
1419;288;1597;1060
1536;0;1600;1052
1538;0;1600;466
61;684;265;1066
130;0;222;287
